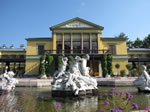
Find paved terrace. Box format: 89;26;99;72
16;77;137;87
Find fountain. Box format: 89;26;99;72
52;54;98;96
0;66;18;94
133;65;150;92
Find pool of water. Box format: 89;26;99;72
0;87;149;112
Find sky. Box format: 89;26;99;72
0;0;150;48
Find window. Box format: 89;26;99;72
83;41;89;53
56;41;62;54
38;45;44;55
73;41;81;53
109;45;116;55
64;41;71;53
92;41;98;53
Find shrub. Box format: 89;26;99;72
101;53;108;77
126;64;132;71
147;64;150;74
45;55;54;77
147;64;150;70
148;69;150;75
131;68;137;77
39;55;46;77
115;64;120;75
107;55;113;76
57;56;62;70
68;56;74;64
120;70;126;77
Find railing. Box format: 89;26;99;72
1;55;25;59
44;49;109;55
128;57;150;62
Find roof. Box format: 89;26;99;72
101;37;127;41
0;48;26;52
25;37;52;41
128;48;150;52
50;17;104;30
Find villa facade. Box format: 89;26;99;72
0;17;150;76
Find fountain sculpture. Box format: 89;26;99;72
52;54;98;96
133;65;150;92
0;66;18;94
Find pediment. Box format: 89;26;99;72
50;17;104;30
60;21;94;28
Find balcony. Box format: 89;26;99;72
44;49;109;56
128;57;150;62
0;55;26;62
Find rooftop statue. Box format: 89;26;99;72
133;65;150;92
0;66;18;94
52;55;97;96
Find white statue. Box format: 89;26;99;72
133;65;150;92
52;55;97;96
53;57;68;79
40;59;48;79
0;66;18;92
141;65;150;86
78;54;90;76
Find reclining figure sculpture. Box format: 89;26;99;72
52;54;97;96
133;65;150;92
0;66;18;93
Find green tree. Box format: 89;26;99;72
39;55;46;77
133;37;143;48
101;53;108;77
120;69;126;77
127;40;134;48
126;64;133;75
147;64;150;70
107;55;113;76
45;55;54;77
147;64;150;74
115;32;128;39
115;64;120;75
131;68;137;77
142;34;150;48
57;56;62;70
68;56;74;64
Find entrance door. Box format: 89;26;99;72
88;60;99;76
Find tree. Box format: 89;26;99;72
39;55;46;77
126;64;133;75
120;69;126;77
45;55;54;77
115;32;128;39
101;53;108;77
107;55;113;76
147;64;150;74
115;64;120;75
57;56;62;70
68;56;74;64
133;37;143;48
127;40;133;48
131;68;137;77
142;34;150;48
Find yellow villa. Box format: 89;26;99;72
0;17;150;76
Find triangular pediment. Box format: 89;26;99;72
50;17;104;30
60;21;94;28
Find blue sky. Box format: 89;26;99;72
0;0;150;48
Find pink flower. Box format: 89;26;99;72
56;104;61;107
145;106;150;110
